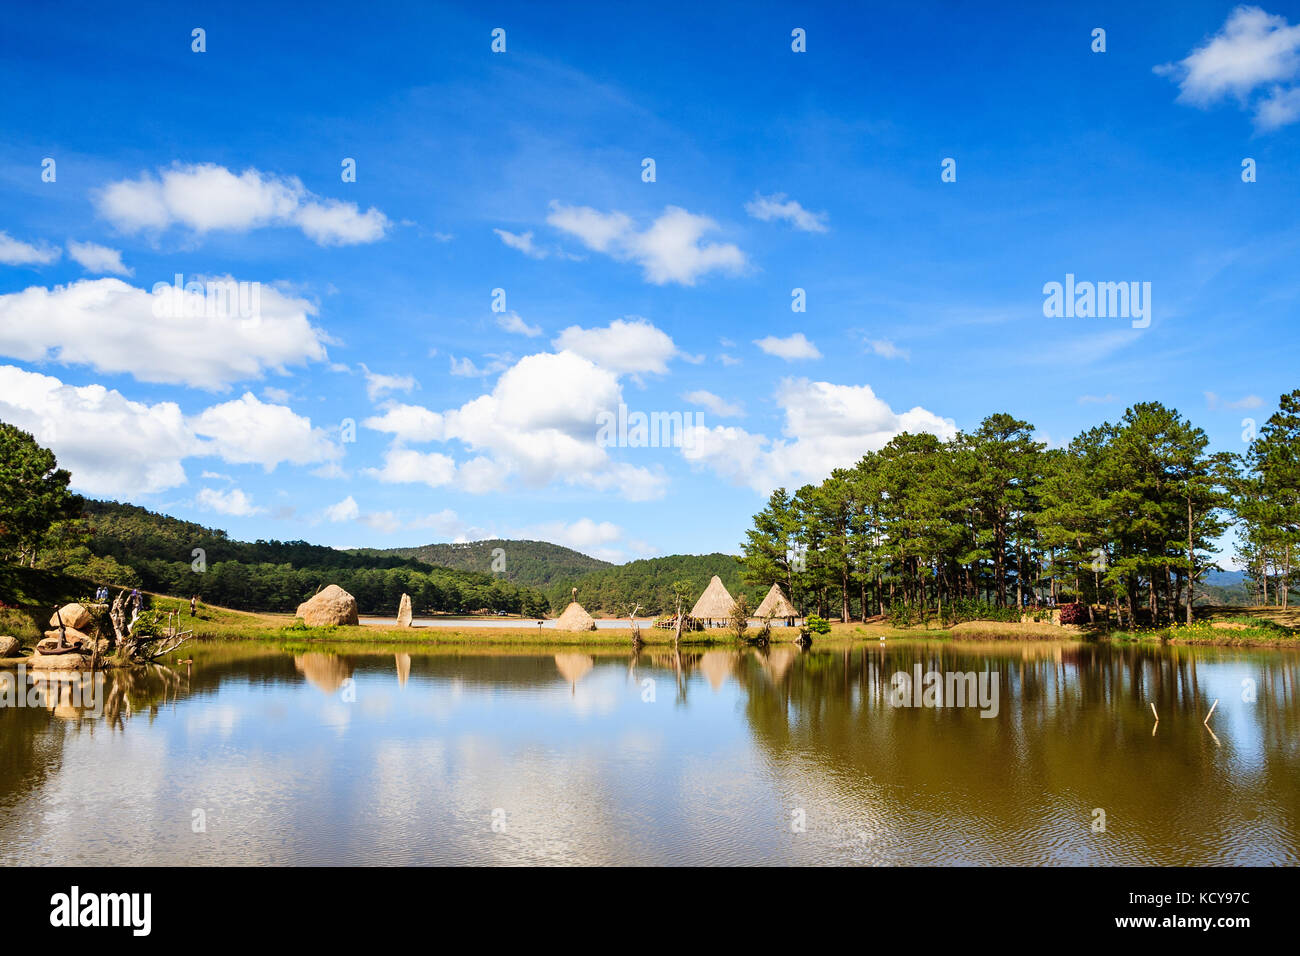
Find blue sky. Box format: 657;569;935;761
1;1;1297;563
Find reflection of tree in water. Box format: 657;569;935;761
724;642;1300;863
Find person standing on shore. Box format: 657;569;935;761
190;595;197;617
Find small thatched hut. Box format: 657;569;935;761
754;583;798;625
554;601;597;632
690;575;736;628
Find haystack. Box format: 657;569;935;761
689;575;736;626
754;583;797;622
295;584;359;626
554;601;597;631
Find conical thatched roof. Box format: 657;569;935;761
690;575;736;620
554;601;597;631
754;583;797;619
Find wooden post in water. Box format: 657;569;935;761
1204;699;1219;725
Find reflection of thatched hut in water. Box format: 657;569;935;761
756;645;797;682
754;583;798;625
690;575;737;628
554;652;594;693
555;601;597;632
698;650;736;691
294;653;353;693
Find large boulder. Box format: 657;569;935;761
295;585;359;627
397;593;413;628
0;636;20;657
49;603;94;632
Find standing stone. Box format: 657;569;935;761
397;593;413;628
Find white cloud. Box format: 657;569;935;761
360;350;666;500
0;278;328;389
509;518;633;562
362;403;445;443
360;363;417;401
744;193;829;232
95;163;390;245
494;228;547;259
189;392;342;471
755;332;821;361
497;310;542;337
867;339;909;360
546;202;747;285
66;240;132;276
0;365;196;495
1204;390;1263;410
196;486;263;516
683;389;744;417
552;318;677;375
1156;6;1300;129
363;446;458;488
682;377;957;494
323;495;361;522
0;231;60;266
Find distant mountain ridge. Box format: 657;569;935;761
357;539;612;589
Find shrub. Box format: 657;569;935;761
1059;602;1088;625
805;615;831;635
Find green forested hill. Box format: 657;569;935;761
361;538;611;589
72;500;550;616
546;553;746;616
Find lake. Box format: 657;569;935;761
1;639;1296;865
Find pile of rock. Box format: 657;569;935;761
38;603;106;655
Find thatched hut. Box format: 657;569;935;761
554;601;597;632
754;583;798;625
689;575;736;627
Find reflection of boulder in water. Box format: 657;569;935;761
294;653;353;693
554;653;594;686
699;650;735;691
395;653;411;687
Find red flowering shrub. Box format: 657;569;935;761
1059;603;1088;625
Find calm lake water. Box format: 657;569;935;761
1;639;1296;866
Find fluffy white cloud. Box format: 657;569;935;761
0;278;328;388
0;365;196;495
197;486;263;516
66;240;132;276
744;193;829;232
95;163;390;245
1156;6;1300;129
497;311;542;337
683;389;744;418
0;231;60;266
189;392;342;471
755;332;821;360
546;202;746;285
552;318;677;375
683;377;957;494
364;446;458;488
360;350;666;500
323;495;361;522
362;403;445;442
